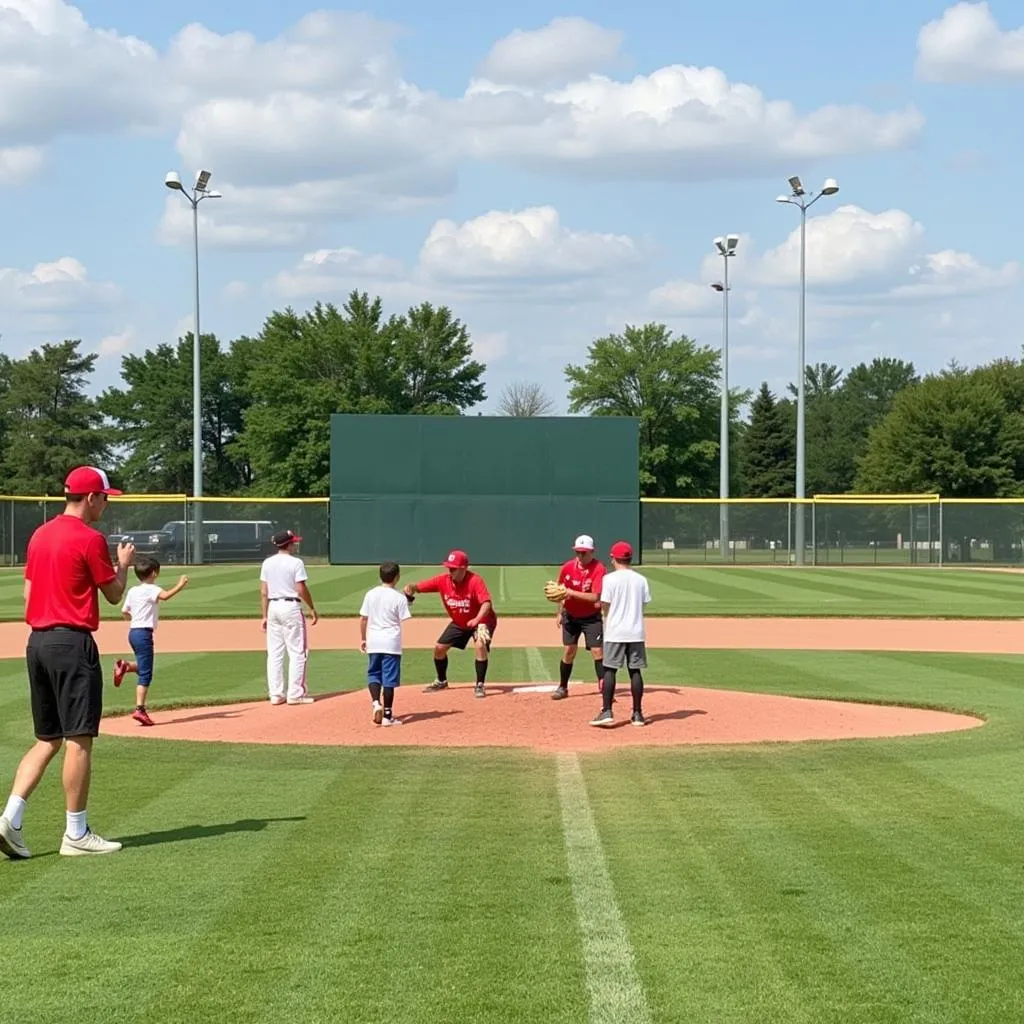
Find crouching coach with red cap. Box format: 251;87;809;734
404;550;498;699
0;467;136;861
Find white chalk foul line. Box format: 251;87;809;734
556;752;653;1024
526;646;549;683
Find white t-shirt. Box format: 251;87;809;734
122;582;162;630
359;585;412;655
260;552;308;600
601;568;651;643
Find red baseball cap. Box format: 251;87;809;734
272;529;302;547
64;466;122;496
609;540;633;560
443;549;469;569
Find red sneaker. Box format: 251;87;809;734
113;660;127;688
132;707;154;727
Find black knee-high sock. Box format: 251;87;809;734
629;669;644;713
602;667;617;711
368;682;382;703
383;686;395;715
433;656;448;682
559;660;573;686
475;659;488;684
594;659;604;682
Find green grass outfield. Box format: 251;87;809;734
3;647;1024;1022
3;563;1023;620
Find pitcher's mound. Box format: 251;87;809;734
101;684;983;752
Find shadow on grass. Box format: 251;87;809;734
120;816;306;848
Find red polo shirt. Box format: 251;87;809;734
24;515;117;632
558;557;606;619
416;571;498;630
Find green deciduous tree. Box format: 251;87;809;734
739;383;796;497
565;322;743;497
236;292;486;496
855;361;1024;497
99;333;251;494
0;340;108;494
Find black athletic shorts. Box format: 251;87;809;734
562;611;603;650
437;621;497;650
26;628;103;740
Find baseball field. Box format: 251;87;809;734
2;563;1024;1022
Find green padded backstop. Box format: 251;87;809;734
329;415;639;565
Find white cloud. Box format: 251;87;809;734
272;246;408;299
0;257;119;312
476;17;624;86
157;195;307;249
648;280;720;315
892;250;1020;298
916;2;1024;82
0;146;45;186
755;205;925;288
96;327;135;358
418;206;638;282
472;331;509;361
222;280;249;300
461;67;922;180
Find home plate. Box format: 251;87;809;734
511;684;558;694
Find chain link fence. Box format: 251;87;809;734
0;496;330;566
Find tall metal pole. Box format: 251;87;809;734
795;204;807;565
192;198;203;566
719;252;730;561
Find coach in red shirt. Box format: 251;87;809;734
404;549;498;699
550;534;606;700
0;466;135;862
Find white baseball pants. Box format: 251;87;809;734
266;600;309;702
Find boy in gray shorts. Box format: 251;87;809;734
590;540;651;728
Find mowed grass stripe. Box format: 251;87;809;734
557;752;652;1024
127;751;584;1024
582;754;907;1023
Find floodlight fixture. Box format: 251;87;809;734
725;234;739;253
821;177;840;196
788;175;805;195
194;169;212;193
165;171;183;190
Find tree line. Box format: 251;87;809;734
1;289;1020;499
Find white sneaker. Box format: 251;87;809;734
382;716;402;727
269;696;286;706
372;700;383;725
60;829;122;856
0;816;30;860
287;697;314;705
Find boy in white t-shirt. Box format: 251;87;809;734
591;540;651;729
113;555;189;726
359;561;413;726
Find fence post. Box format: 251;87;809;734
787;502;792;565
811;501;817;566
938;500;944;566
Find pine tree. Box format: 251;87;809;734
740;383;795;497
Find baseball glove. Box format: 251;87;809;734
544;580;568;603
474;623;491;645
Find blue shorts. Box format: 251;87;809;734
129;628;155;687
367;653;401;688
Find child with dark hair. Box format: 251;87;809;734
113;555;189;726
359;561;412;726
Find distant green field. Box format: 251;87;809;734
2;564;1022;621
3;646;1024;1023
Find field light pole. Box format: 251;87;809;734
711;234;739;562
164;169;221;565
776;175;839;565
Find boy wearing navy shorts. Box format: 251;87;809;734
113;556;189;726
359;561;413;726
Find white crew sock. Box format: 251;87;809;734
3;795;26;829
66;810;88;841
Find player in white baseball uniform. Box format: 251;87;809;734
259;530;318;705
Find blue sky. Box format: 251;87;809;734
0;0;1022;413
